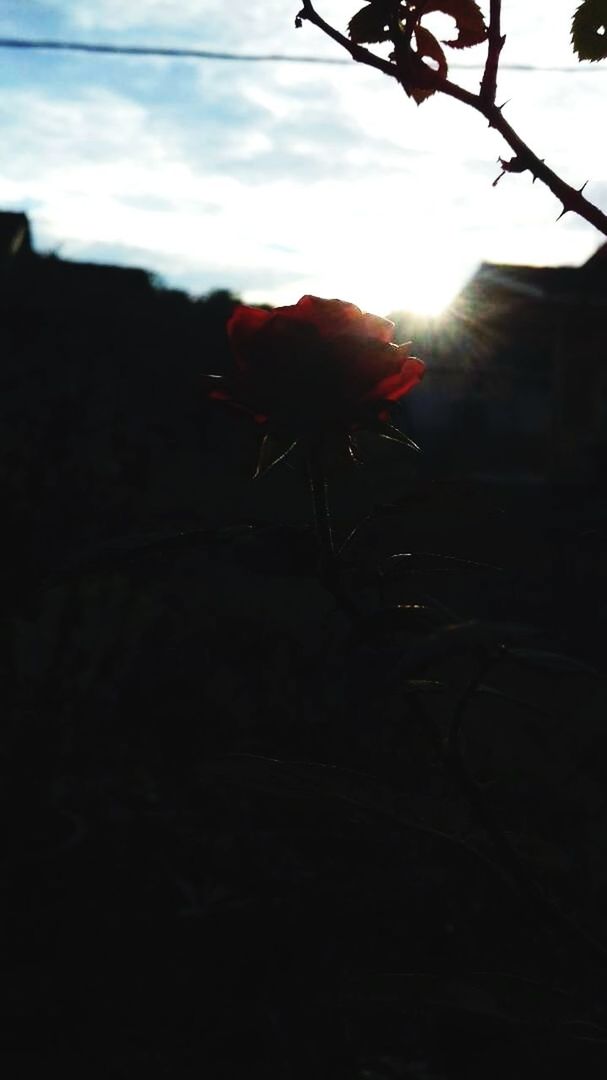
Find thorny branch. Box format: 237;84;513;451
296;0;607;237
479;0;505;105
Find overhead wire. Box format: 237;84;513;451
0;36;604;72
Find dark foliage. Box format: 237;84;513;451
3;247;607;1076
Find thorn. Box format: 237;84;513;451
578;180;589;194
531;161;545;183
556;206;570;222
497;99;510;112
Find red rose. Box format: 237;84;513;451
205;295;424;438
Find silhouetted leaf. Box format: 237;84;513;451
343;970;589;1029
253;433;297;478
476;684;558;724
349;622;538;687
351;603;451;645
374;420;421;452
202;753;406;816
501;648;599;675
343;971;515;1022
423;0;487;48
380;551;504;578
348;4;393;44
414;25;448;79
403;677;447;694
393;38;443;103
572;0;607;61
202;756;513;884
391;619;539;674
227;523;317;576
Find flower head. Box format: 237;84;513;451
204;294;424;440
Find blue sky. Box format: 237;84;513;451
1;1;606;314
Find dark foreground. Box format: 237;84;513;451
3;464;607;1078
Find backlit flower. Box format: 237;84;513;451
204;294;424;439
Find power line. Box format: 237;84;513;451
0;36;604;72
0;37;347;64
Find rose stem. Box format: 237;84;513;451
306;445;361;619
307;445;334;571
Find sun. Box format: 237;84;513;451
244;220;475;322
328;246;470;321
357;266;463;319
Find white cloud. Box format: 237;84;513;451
45;0;219;32
1;1;605;315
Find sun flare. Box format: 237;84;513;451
248;253;470;324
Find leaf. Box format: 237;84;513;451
202;756;514;887
348;4;393;44
475;684;558;724
402;620;540;673
350;604;451;649
342;970;587;1029
253;433;297;478
500;647;599;675
42;526;218;586
343;971;516;1022
414;25;449;78
374;420;421;452
202;754;409;818
353;621;539;683
380;551;505;577
572;0;607;61
392;36;444;104
403;677;447;693
398;26;449;104
421;0;487;49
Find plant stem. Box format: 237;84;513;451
297;0;607;236
480;0;505;105
306;445;361;618
307;445;334;574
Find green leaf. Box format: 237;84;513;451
572;0;607;61
253;433;297;478
421;0;487;49
348;4;393;44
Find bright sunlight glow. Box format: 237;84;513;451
245;238;472;320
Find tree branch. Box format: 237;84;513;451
297;0;607;237
480;0;505;105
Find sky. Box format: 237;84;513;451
0;1;606;315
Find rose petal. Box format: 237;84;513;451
219;293;424;436
227;305;274;367
365;354;425;403
359;312;395;343
292;295;365;338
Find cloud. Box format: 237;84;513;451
42;0;220;33
1;0;606;317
